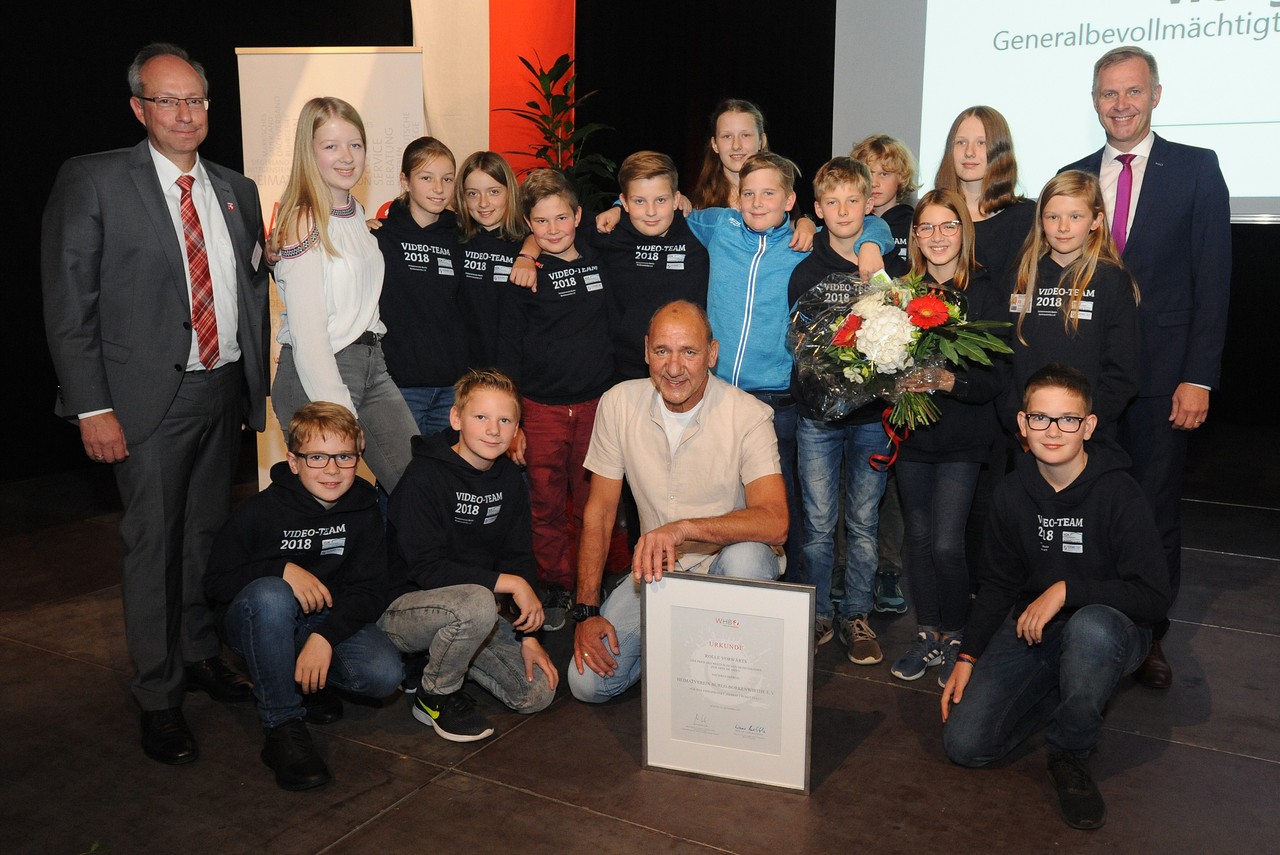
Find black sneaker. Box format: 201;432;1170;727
401;652;429;695
412;690;495;742
302;686;343;725
261;718;331;791
541;584;572;632
1047;751;1106;830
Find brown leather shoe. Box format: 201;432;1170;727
1134;639;1173;689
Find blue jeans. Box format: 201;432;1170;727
378;585;555;713
223;577;404;729
398;385;456;438
795;417;890;619
896;460;980;633
748;394;801;574
567;542;782;704
272;340;419;494
943;605;1151;764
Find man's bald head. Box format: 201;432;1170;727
645;300;718;413
648;300;713;346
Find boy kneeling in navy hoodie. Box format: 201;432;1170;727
942;364;1169;831
206;402;404;791
380;369;558;743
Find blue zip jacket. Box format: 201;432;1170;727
688;208;894;391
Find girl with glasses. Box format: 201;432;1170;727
889;189;1011;687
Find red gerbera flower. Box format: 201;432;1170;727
906;294;950;329
832;312;863;347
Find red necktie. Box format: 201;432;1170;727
1111;153;1136;255
177;174;219;369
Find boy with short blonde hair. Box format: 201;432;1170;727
382;368;558;743
788;156;896;663
500;169;615;628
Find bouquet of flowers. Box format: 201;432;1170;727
789;272;1012;430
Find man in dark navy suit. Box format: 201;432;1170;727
1060;46;1231;688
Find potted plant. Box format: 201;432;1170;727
498;52;616;212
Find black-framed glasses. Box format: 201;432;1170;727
913;221;961;237
137;96;210;111
1023;413;1085;433
294;452;360;469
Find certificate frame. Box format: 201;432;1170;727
642;572;815;793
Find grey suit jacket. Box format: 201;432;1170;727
42;140;270;441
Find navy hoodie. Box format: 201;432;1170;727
497;247;614;404
205;462;390;648
897;271;1011;463
457;226;520;368
387;429;539;600
374;201;472;387
962;436;1171;659
583;211;710;381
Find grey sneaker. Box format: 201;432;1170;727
891;631;943;681
814;616;834;649
840;615;883;665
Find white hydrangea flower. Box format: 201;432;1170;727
856;307;916;373
852;292;887;319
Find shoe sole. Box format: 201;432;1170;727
260;753;332;791
143;745;199;765
874;603;909;614
411;703;495;742
848;653;884;665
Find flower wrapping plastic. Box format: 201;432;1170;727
788;271;1012;429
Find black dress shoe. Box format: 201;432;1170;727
302;686;343;725
141;708;198;765
1134;639;1173;689
262;718;331;791
185;657;254;703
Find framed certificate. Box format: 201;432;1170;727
642;572;815;793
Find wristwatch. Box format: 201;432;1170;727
569;603;600;622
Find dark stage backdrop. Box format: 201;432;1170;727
14;1;1267;482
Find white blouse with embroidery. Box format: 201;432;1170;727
274;196;386;413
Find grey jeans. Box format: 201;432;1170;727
378;584;554;713
272;340;418;494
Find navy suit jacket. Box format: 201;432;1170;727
1060;135;1231;398
41;140;270;441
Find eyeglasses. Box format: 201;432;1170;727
1023;413;1085;433
294;452;360;469
913;221;961;237
137;96;210;111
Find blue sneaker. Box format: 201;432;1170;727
874;572;907;614
937;637;964;688
890;631;942;681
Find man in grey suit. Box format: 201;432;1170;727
42;43;270;764
1060;46;1231;689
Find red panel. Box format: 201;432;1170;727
489;0;576;177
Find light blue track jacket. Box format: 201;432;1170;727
687;208;894;392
